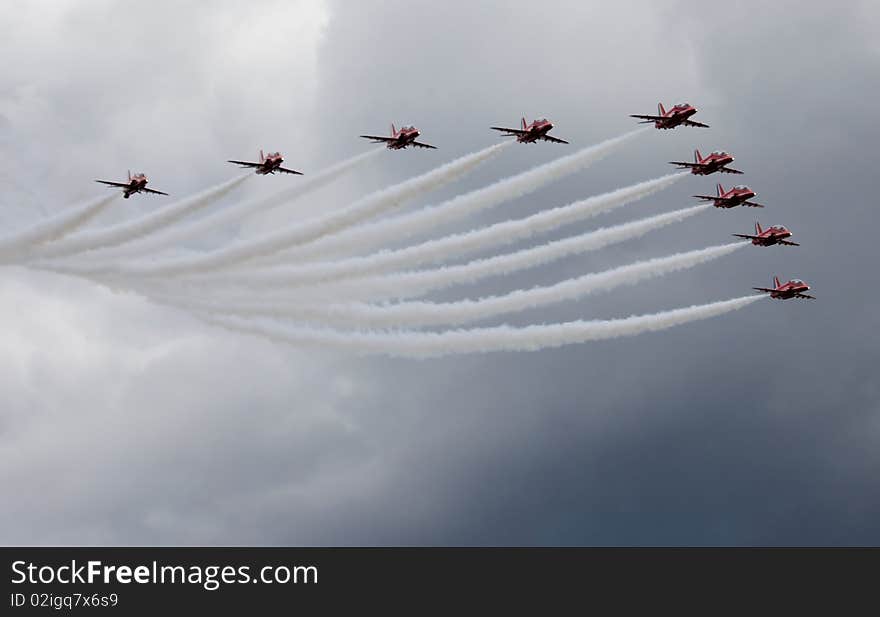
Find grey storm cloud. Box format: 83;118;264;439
0;0;878;545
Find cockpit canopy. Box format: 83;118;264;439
267;152;281;158
400;125;415;131
675;102;690;108
711;150;728;156
733;184;748;190
791;279;804;284
535;117;548;123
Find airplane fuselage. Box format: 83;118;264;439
692;155;735;175
714;190;756;207
655;107;697;129
770;285;809;299
257;157;284;174
123;177;148;198
763;280;811;299
753;231;792;246
517;122;553;143
387;129;420;149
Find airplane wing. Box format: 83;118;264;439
359;135;396;144
95;180;131;188
718;166;744;174
693;194;719;202
732;234;758;241
795;293;816;299
227;160;263;168
752;287;776;293
779;240;800;246
276;166;304;175
742;200;765;208
490;126;529;136
410;141;438;150
540;134;570;145
682;119;710;128
141;187;169;196
669;161;701;169
629;114;663;123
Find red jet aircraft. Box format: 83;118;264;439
694;183;764;208
228;150;303;175
753;276;815;300
734;222;799;246
670;149;743;175
630;102;709;130
360;124;437;149
95;171;169;199
490;117;570;144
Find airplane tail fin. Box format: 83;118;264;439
774;275;781;289
716;183;724;196
391;123;397;137
694;149;702;163
755;221;762;235
260;149;264;163
658;102;666;116
128;169;131;182
522;117;527;130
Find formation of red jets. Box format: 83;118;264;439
94;116;570;198
93;104;812;300
629;101;812;301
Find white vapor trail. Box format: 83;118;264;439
86;148;385;260
176;241;745;328
108;142;510;276
0;194;117;262
204;203;711;304
203;295;764;357
252;127;649;266
177;171;688;289
26;175;249;260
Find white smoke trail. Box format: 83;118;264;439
195;203;709;304
174;171;688;289
129;204;708;307
25;175;249;260
176;242;745;328
107;142;511;276
177;195;711;297
252;127;649;266
85;148;385;260
0;194;117;263
109;204;706;307
203;295;764;357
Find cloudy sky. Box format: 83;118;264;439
1;0;879;545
